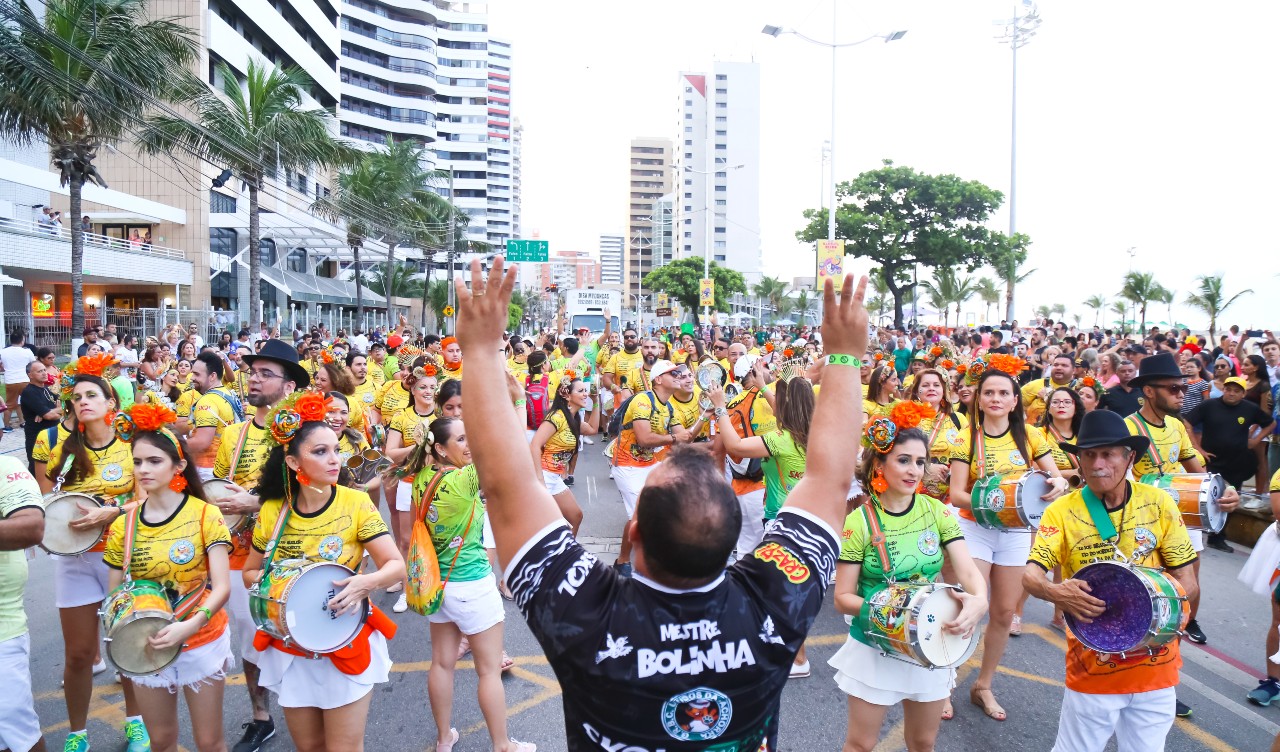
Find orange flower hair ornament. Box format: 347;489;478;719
398;345;424;359
72;352;118;378
413;362;438;379
783;348;794;358
264;391;334;446
765;342;775;353
563;369;578;381
863;401;937;454
987;354;1027;377
929;346;943;358
940;359;955;371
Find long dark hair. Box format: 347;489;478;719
775;378;815;452
48;375;119;484
1247;354;1271;386
401;416;463;480
255;421;335;501
868;365;896;404
133;431;207;502
856;428;928;491
1037;386;1084;438
548;377;582;446
968;369;1032;477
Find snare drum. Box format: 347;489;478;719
1141;472;1227;532
100;579;181;676
41;492;107;555
861;581;979;669
1064;561;1189;657
970;471;1052;531
202;478;250;535
250;559;368;655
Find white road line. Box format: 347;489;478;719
1180;671;1280;736
1181;641;1263;688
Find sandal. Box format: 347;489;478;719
970;687;1007;722
436;728;459;752
502;740;536;752
456;636;471;662
500;652;515;672
941;698;954;721
1050;615;1066;633
1009;614;1022;636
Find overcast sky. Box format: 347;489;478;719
490;0;1279;332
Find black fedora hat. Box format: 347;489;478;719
242;338;310;388
1129;351;1182;389
1058;410;1149;456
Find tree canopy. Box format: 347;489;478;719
642;258;746;325
797;160;1018;329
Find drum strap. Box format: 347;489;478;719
260;499;294;581
1047;425;1079;470
123;502;208;620
973;429;987;479
1081;485;1119;543
227;422;253;482
1128;415;1165;475
862;500;897;582
51;452;76;494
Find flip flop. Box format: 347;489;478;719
500;652;515;672
436;727;458;752
1009;614;1022;636
456;636;471;662
941;698;954;721
970;687;1007;722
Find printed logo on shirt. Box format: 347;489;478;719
318;534;344;561
582;723;664;752
556;550;597;597
758;615;785;646
1007;451;1026;467
1134;527;1156;557
1037;524;1060;538
661;687;733;742
426;504;439;524
1238;417;1246;425
637;639;757;678
101;463;124;482
917;529;940;557
946;429;962;446
363;393;374;403
753;542;811;583
168;539;195;565
595;633;633;664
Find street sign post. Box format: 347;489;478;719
505;239;549;263
655;307;673;318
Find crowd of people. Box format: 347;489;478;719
0;275;1277;752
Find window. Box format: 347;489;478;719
715;171;727;178
684;139;692;145
286;247;308;273
685;99;692;106
716;130;726;136
684;113;693;119
684;126;692;133
684;218;692;225
714;254;726;261
684;178;692;186
716;102;727;109
685;86;692;93
210;191;236;214
684;244;692;251
683;204;692;212
716;74;727;81
716;116;726;123
715;199;726;206
683;192;692;198
716;143;726;149
684;231;692;238
685;152;692;159
716;88;727;95
715;227;725;233
715;185;726;192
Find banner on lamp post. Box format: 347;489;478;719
699;279;715;308
816;240;846;291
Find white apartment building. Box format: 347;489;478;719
598;233;624;285
676;62;763;287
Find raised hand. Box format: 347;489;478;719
820;274;869;357
454;258;518;353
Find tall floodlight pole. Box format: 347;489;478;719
996;1;1041;321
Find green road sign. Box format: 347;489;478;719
505;239;549;262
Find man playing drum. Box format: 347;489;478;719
1024;409;1197;752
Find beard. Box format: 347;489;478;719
643;354;657;368
248;385;285;409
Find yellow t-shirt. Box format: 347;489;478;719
622;366;653;393
540;411;578;474
175;374;193;393
369;365;386;388
613;393;673;468
47;438;135;508
1028;482;1195;694
191;388;240;470
604;350;644;380
103;495;232;648
252;486;390;571
1125;413;1201;479
669;391;707;438
174;389;199;420
917;411;969;500
1039;425;1079;472
213;421;273;490
338;432;370;467
302;358;321;378
389;406;434;448
865;399;899;422
1021;377;1076;425
31;421;73;464
440;363;463;383
725;388;777;495
948;423;1052;523
1271;468;1280;493
374;379;412;417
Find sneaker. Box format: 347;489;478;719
1175;699;1192;718
386;581;404;593
92;658;107;675
789;660;811;679
124;718;150;752
63;733;90;752
1248;679;1280;706
1184;619;1207;644
564;475;575;487
581;436;594;445
1207;534;1234;553
393;593;408;613
232;719;276;752
613;561;633;578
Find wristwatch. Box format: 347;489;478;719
714;407;728;418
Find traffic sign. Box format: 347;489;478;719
655;307;673;318
505;239;549;262
443;305;455;317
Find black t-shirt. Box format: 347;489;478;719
1102;384;1143;417
506;510;838;751
1187;398;1273;457
18;383;57;447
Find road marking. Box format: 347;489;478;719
1179;671;1280;737
1186;641;1265;685
1176;717;1241;752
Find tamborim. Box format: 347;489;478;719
100;579;181;676
41;492;106;555
1140;472;1227;533
250;559;368;655
969;471;1052;531
202;478;250;535
695;361;726;391
862;581;979;669
1064;560;1188;657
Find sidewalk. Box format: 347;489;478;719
1;425;29;458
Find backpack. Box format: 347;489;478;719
206;389;245;423
525;375;550;430
606;392;658;441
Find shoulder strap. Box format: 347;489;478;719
1081;485;1118;543
122;505;140;582
862;501;896;582
414;467;455;523
260;499;294;580
973;428;987;478
227;422;253;482
206;388;245;423
1128;414;1164;474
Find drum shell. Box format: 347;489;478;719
202;478;251;535
861;582;978;669
250;559;369;655
41;492;107;556
1064;561;1189;656
970;471;1051;531
101;580;181;676
1140;473;1227;533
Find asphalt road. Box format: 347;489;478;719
17;444;1280;751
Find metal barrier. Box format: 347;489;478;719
4;308;233;356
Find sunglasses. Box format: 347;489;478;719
1153;383;1188;394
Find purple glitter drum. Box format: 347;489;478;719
1064;561;1187;655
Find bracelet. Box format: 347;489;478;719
826;354;863;368
186;606;212;623
514;399;527;408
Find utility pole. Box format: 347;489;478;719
444;169;456;335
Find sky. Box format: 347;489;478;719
488;0;1280;333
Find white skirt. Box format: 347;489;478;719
257;631;392;709
828;636;954;705
1239;522;1280;597
129;629;235;693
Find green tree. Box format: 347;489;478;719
312;154;381;320
920;267;976;329
1084;295;1107;327
1110;300;1131;335
1154;287;1174;327
1033;305;1052;321
989;233;1034;323
356;261;423;300
1185;275;1252;343
1051;303;1066;319
643;257;746;325
752;276;790;323
139;59;357;322
1119;271;1163;334
0;0;198;335
975;277;1000;322
793;288;815;324
507;303;523;332
797;160;1012;329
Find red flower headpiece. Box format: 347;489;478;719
987;354;1027;377
73;352;118;378
294;392;333;423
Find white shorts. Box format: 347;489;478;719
427;574;505;635
1187;529;1203;553
53;551;111;608
1053;685;1176;752
224;575;260;662
829;636;953;705
128;628;235;692
258;631;391;709
736;488;766;560
0;633;41;752
613;464;655;518
543;469;568;495
394;479;413;513
525;429;536;443
958;517;1032;567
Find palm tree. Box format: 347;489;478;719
752;276;789;323
1033;305;1052;321
426;279;450;322
920;267;977;329
975;277;1000;323
793;288;815;324
1110;301;1131;335
1154;287;1175;329
993;253;1035;323
312;154;382;320
1185;275;1253;343
140;59;357;323
1084;295;1107;327
0;0;197;336
1119;271;1161;334
1051;303;1066;320
357;261;424;300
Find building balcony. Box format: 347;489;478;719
0;215;193;285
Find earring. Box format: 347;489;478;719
871;468;889;495
169;475;188;492
103;411;114;425
297;471;312;487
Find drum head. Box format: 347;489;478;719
282;563;367;653
696;362;726;391
1203;474;1228;532
201;479;245;532
915;588;979;668
107;614;181;675
41;494;105;555
1064;562;1148;653
1014;471;1053;526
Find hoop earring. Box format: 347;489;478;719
871;468;889;495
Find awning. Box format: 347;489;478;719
255;265;386;307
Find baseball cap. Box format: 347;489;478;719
1223;376;1248;390
649;360;679;382
1074;358;1088;368
734;353;761;379
386;334;403;349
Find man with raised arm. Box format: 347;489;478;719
455;258;867;750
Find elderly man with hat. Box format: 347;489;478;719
1023;409;1198;752
209;338;310;752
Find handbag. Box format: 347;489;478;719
406;467;471;616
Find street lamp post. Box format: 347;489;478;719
683;162;744;324
995;1;1041;320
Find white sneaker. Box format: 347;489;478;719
92;659;107;675
386;581;404;594
581;436;594;445
393;593;408;613
789;660;811;679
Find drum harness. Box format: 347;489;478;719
116;502;211;626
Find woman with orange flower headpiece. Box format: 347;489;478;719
944;358;1069;723
830;401;988;752
244;392;404;751
382;357;439;613
33;356;155;752
103;402;234;752
865;365;901;422
907;367;969;503
528;369;601;536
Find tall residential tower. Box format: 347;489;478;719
626;137;673;303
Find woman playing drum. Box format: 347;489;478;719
383;360;437;613
907;368;969;504
528;372;600;535
244;395;405;752
408;417;532;752
33;359;152;752
946;360;1069;722
832;411;988;752
103;404;233;752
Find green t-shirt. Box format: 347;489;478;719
110;374;136;410
838;494;963;647
412;464;490;583
383;354;400;381
0;456;44;641
582;342;601;379
761;429;806;520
